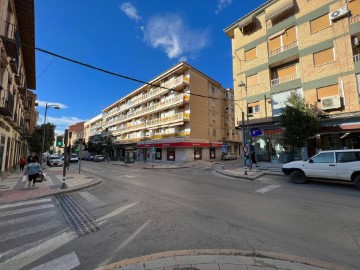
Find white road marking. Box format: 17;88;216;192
124;175;136;178
0;231;75;270
29;251;80;270
0;198;52;210
0;204;54;218
255;185;281;194
0;210;58;227
78;191;106;207
96;202;139;226
0;219;62;243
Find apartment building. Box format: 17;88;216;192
0;0;37;177
102;62;240;163
84;114;102;143
225;0;360;164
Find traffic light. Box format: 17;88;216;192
56;136;63;147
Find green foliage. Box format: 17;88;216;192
28;123;56;154
280;92;320;149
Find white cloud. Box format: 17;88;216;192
142;14;209;60
215;0;233;14
37;115;86;129
36;100;68;109
120;2;141;21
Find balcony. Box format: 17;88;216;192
268;40;298;57
0;90;14;116
354;54;360;63
270;73;299;86
146;112;190;129
349;14;360;25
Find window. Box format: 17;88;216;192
271;88;302;116
211;87;215;93
311;152;334;163
155;148;162;160
194;148;202;160
212;129;216;136
167;148;175;161
316;84;338;101
267;26;297;55
246;73;259;87
313;48;335;66
245;47;257;61
336;152;360;163
248;101;260;113
310;14;330;33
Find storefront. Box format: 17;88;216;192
137;141;222;163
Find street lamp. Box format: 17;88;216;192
41;103;60;166
238;81;252;170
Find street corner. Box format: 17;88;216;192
215;168;264;181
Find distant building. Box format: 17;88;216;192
84;114;102;143
0;0;38;177
225;0;360;164
68;122;85;147
102;62;240;163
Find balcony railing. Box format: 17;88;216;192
115;131;191;143
0;90;14;116
268;41;298;57
349;14;360;25
270;73;299;86
354;54;360;63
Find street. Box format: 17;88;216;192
1;161;360;270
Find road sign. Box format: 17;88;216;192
221;144;227;153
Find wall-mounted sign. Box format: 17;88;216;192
251;128;262;136
263;129;284;135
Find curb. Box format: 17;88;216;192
143;166;189;169
96;249;342;270
215;169;263;180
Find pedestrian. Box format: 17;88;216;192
23;158;43;187
19;157;27;171
251;152;258;167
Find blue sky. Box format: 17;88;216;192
35;0;266;134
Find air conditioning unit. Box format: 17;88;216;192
321;95;342;110
354;37;359;46
330;6;349;21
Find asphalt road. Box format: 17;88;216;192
1;160;359;270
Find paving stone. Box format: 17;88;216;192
247;266;275;270
145;257;176;269
213;255;255;266
174;255;215;265
193;263;219;270
219;264;247;270
119;263;145;270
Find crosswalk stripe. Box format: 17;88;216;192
0;210;58;227
78;191;106;207
255;185;281;194
29;251;80;270
0;198;52;210
0;204;54;218
96;202;138;226
0;219;62;243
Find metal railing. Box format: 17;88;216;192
349;14;360;25
270;73;299;86
268;40;298;57
0;90;14;116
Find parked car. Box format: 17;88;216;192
223;152;237;160
87;155;96;161
282;149;360;189
94;155;105;162
70;153;79;163
47;155;63;167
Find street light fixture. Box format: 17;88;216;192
238;81;252;170
40;103;61;167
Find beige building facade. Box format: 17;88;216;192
225;0;360;163
102;62;240;163
0;0;37;177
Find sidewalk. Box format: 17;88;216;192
98;249;340;270
0;166;103;204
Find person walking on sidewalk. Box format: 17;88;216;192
19;157;27;171
251;152;258;167
23;158;42;187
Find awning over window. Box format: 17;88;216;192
265;0;294;20
238;16;254;31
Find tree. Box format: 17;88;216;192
280;92;319;150
28;123;56;154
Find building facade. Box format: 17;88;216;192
102;62;240;163
225;0;360;164
0;0;37;177
68;122;85;147
84;114;102;143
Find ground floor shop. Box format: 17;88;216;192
137;141;223;163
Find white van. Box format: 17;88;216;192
282;149;360;189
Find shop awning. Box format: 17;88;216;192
265;0;294;20
238;16;254;32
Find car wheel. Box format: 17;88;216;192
290;170;307;184
354;175;360;190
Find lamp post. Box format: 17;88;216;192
238;81;252;170
41;103;60;167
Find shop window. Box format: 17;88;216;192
316;84;338;101
246;73;259;87
155;148;162;160
167;148;175;161
311;152;334;163
349;0;360;17
245;47;257;61
194;148;202;160
313;47;335;66
310;14;330;33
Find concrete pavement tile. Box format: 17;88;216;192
219;264;247;270
174;255;215;265
163;265;191;270
213;255;255;266
253;258;327;270
247;266;275;270
193;263;219;270
145;257;176;269
119;263;145;270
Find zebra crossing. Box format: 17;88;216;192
0;198;79;270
